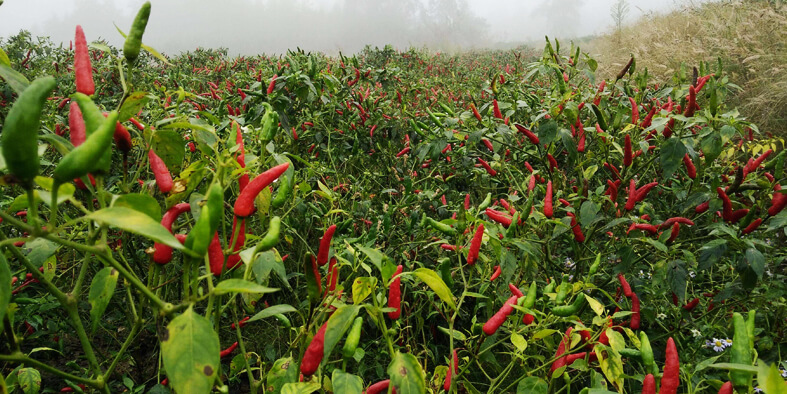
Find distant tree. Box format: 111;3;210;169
610;0;629;44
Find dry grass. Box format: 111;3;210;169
588;0;787;136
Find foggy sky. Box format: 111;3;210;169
0;0;688;55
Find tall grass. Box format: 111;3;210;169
589;0;787;136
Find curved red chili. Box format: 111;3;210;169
300;322;328;376
317;224;337;266
544;181;554;218
233;163;290;217
388;265;403;319
467;224;484;265
659;337;680;394
148;149;173;194
483;295;518;335
624;134;633;167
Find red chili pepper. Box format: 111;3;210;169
68;101;86;147
640;106;657;128
528;175;536;192
267;74;277;94
483;295;518;335
695;201;710;214
366;380;395;394
467;224;484;265
550;327;573;372
558;198;570;207
658;217;695;230
326;257;339;292
567;212;585;242
768;184;786;216
310;255;322;296
443;349;458;391
606;180;619;201
153;203;192;264
508;283;524;298
683;86;697;117
74;26;95;96
617;274;633;298
544;181;554;218
515;124;539;145
208;232;226;276
717;187;733;221
300;322;328;376
148;149;173;194
625;179;637;211
547;153;558;171
682;298;700;311
642;374;656;394
636;182;659;202
478;158;497;176
604;162;621;180
317;224;337;266
672;293;679;306
717;381;732;394
481;138;495;152
667;222;680;243
629;97;639;124
623;134;633;167
470;103;482;122
630;293;641;329
748;149;773;172
129;117;145;131
490;265;501;281
683;154;696;179
659;337;680;394
233;163;290;217
388;265;403;319
464;194;471;210
219;341;239;358
627;223;659;235
230;316;250;330
742;218;763;234
565;351;598;366
396;147;410;157
113;122;132;153
577;127;586;152
492;99;503;119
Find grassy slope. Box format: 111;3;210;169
588;0;787;136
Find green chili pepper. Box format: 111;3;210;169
1;76;56;186
72;93;111;172
591;104;608;132
342;316;363;360
184;183;224;258
410;119;426;137
762;150;784;170
271;176;291;209
426;217;457;236
478;193;492;211
639;331;657;376
123;1;151;64
543;278;556;295
274;314;291;328
588;253;601;276
260;104;279;144
53;111;118;183
618;348;641;359
729;312;753;392
523;282;537;309
254;216;281;254
555;274;570;304
552;293;586;317
438;102;455;116
427;109;444;127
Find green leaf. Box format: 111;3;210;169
322;305;361;362
700;129;723;163
248;304;297;323
331;370;363;393
141;43;173;65
698;239;727;271
744;248;765;278
88;267;119;333
708;363;759;373
152;129;185;174
517;376;548;394
537;120;558;147
0;47;9;65
667;260;688;302
119;91;151;122
412;268;456;310
16;368;40;394
0;254;11;321
586;296;605;316
357;245;386;273
266;357;298;394
660;137;687;178
511;332;527;352
0;63;29;94
281;382;320;394
579;201;600;227
388;351;426;394
757;362;787;394
161;307;220;394
351;277;377;305
23;238;59;268
113;193;161;221
87;207;186;251
213;279;279;295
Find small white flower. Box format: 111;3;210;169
689;271;696;278
690;329;701;338
657;313;667;320
723;338;733;348
568;274;575;281
709;338;726;352
753;387;763;394
766;269;773;277
563;257;576;270
780;368;787;378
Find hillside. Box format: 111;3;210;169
589;0;787;136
